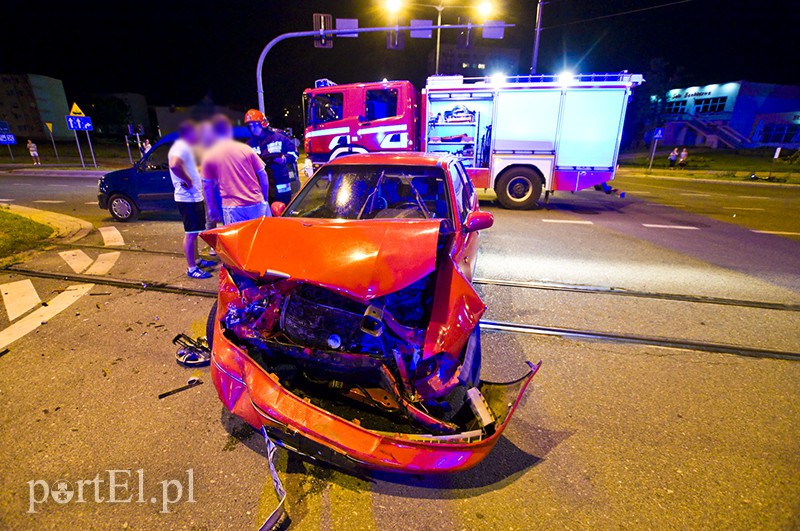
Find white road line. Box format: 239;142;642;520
1;280;41;321
625;191;651;194
83;252;120;275
752;230;800;236
59;249;94;274
49;184;70;188
98;226;125;246
680;193;710;197
642;224;700;230
722;207;766;211
12;183;31;186
0;284;93;350
0;199;14;202
737;195;771;200
32;200;65;204
541;219;594;225
85;201;98;205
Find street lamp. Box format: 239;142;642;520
382;1;493;75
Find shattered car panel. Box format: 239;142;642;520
201;153;539;473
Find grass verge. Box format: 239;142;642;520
0;207;55;259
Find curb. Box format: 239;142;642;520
1;169;109;178
6;204;93;244
617;172;800;188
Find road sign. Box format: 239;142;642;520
0;133;17;145
69;103;85;117
65;115;93;131
0;121;10;134
45;122;53;133
653;127;664;140
313;13;333;48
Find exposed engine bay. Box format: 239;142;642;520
218;268;494;437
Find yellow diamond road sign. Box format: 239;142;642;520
69;103;85;117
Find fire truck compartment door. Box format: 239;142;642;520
494;90;561;152
556;89;628;169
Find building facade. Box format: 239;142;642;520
428;43;519;77
0;74;70;140
662;81;800;149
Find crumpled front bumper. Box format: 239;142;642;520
210;314;540;474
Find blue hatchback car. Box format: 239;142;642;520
98;126;255;221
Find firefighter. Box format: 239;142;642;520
243;109;299;204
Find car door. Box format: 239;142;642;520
448;160;480;280
136;143;175;210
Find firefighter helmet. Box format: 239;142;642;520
244;109;269;127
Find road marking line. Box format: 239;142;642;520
737;195;770;200
541;219;594;225
680;193;710;197
0;284;93;350
98;226;125;246
83;252;120;275
49;184;70;187
59;249;94;274
752;230;800;236
723;207;765;211
1;280;41;321
12;183;31;186
625;191;651;194
32;200;65;204
0;199;14;202
642;223;700;230
645;203;685;207
84;201;98;205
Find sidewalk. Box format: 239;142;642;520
616;168;800;188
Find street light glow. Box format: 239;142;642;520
386;0;402;14
478;1;492;18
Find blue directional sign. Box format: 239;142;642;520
653;127;664;140
0;121;10;134
65;115;93;131
0;133;16;145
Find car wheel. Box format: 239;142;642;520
495;168;543;210
206;301;218;350
108;194;140;222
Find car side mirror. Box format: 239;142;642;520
271;202;286;217
464;210;493;233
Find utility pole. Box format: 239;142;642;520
530;0;544;74
434;4;444;74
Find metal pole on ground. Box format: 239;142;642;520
434;7;443;74
648;138;659;171
7;145;13;161
85;130;97;168
47;124;60;162
74;130;85;168
125;135;133;164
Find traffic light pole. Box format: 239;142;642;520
256;22;513;114
530;0;544;73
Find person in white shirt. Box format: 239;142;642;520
168;121;214;279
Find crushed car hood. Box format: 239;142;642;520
201;217;443;300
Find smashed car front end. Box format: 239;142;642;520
202;216;539;473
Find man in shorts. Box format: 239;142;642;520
169;121;214;279
201;114;272;225
27;139;41;165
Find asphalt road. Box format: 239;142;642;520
0;170;798;529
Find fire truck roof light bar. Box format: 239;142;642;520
430;72;645;87
257;22;515;113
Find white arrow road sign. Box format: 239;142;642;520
0;284;93;350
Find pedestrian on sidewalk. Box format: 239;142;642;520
141;139;152;156
168;121;214;280
668;148;678;169
678;148;688;170
27;140;40;166
201;114;272;225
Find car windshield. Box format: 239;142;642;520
284;164;451;221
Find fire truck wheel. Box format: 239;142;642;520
496;168;542;209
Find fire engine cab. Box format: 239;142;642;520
303;72;644;209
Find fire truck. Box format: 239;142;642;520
303;72;644;209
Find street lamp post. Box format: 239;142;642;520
530;0;544;74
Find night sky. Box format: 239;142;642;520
2;0;795;123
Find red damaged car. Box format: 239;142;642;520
202;152;539;473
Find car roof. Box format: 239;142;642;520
325;152;453;167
